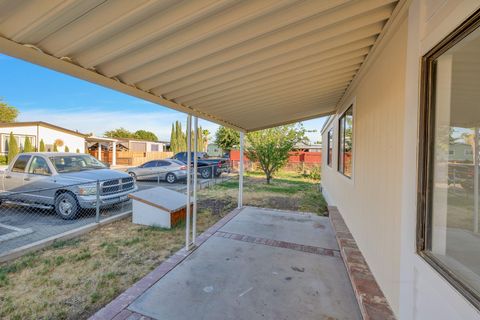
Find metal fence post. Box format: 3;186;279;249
95;180;100;223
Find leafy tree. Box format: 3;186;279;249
246;125;305;184
7;132;18;164
64;146;69;152
202;129;210;152
39;139;46;152
134;130;158;141
215;126;239;153
53;142;58;152
0;99;19;123
23;137;34;152
76;148;80;153
104;127;134;139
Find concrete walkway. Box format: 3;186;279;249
91;207;361;320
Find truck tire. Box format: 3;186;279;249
200;168;212;179
55;192;79;220
166;173;177;184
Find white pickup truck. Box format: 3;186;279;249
0;152;137;219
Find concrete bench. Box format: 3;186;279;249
129;187;192;229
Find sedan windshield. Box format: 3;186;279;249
50;155;106;173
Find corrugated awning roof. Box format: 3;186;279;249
0;0;404;132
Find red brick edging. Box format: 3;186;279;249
215;231;341;258
89;207;244;320
328;206;396;320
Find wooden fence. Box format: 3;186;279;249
89;151;173;166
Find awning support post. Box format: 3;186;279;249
193;116;198;244
186;115;192;251
112;141;117;166
475;127;479;233
238;131;244;208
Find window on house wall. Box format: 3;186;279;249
327;128;333;167
338;106;353;177
418;10;480;308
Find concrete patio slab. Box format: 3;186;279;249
91;207;362;320
129;235;360;320
219;206;339;250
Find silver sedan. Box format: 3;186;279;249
126;159;187;183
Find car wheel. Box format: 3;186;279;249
200;168;212;179
166;173;177;184
128;172;137;180
55;192;79;220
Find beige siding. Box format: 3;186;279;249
322;17;407;314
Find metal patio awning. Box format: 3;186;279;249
0;0;405;132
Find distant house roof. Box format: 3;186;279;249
115;137;169;144
0;121;88;138
294;142;322;150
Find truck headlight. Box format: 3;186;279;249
78;184;97;196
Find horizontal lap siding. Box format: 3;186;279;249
322;17;407;315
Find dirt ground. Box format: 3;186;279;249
0;170;324;320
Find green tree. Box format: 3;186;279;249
134;130;158;141
246;125;305;184
76;148;80;153
7;132;19;164
176;121;186;152
0;99;19;123
104;127;134;139
39;139;46;152
53;142;58;152
64;145;69;152
202;129;210;152
169;123;177;153
23;137;34;152
215;126;239;153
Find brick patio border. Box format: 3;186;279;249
89;207;244;320
215;231;341;258
328;206;396;320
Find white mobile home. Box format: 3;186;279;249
0;121;86;154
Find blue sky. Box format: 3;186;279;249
0;54;325;142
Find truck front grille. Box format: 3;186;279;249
101;177;135;195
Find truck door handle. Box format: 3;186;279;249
24;178;31;181
5;175;11;179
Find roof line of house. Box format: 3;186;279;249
0;121;88;138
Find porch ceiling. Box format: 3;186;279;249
0;0;402;132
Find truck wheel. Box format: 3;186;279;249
55;192;79;220
166;173;177;184
200;168;212;179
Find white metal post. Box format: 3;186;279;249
112;141;117;166
186;115;192;250
98;143;102;161
474;127;479;233
238;132;244;208
193;117;198;243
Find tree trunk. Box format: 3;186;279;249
266;173;272;184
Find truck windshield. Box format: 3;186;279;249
49;155;106;173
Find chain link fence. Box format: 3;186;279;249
0;157;236;259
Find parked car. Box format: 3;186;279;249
171;152;230;179
0;153;137;219
126;159;187;183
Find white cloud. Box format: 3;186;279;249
19;108;219;141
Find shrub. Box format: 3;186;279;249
39;139;46;152
64;146;69;152
7;132;18;164
23;137;34;152
0;155;6;165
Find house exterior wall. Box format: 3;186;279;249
0;125;85;154
322;1;480;319
37;126;85;153
321;15;407;315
